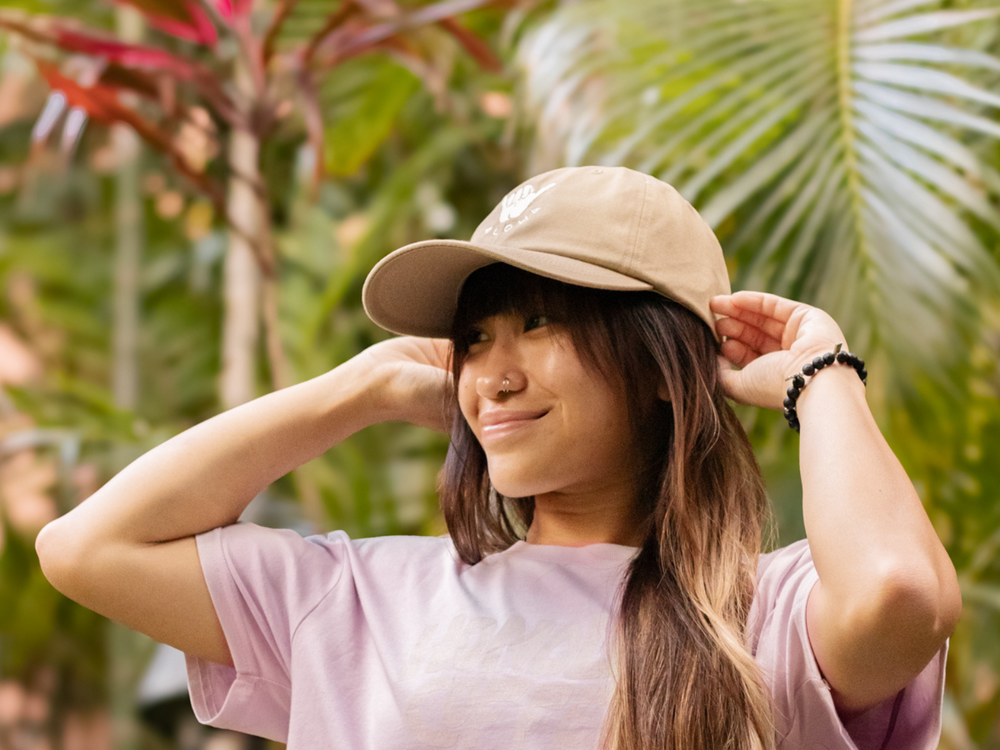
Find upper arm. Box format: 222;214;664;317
805;575;955;717
36;521;234;668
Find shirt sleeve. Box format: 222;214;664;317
749;538;948;750
184;522;351;742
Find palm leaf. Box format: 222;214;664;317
513;0;1000;405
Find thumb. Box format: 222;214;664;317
716;354;741;404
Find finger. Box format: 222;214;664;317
717;316;783;355
711;298;787;342
720;337;758;369
432;338;454;368
710;291;802;339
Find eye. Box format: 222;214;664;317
525;314;550;331
464;327;488;348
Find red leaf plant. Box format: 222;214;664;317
0;0;504;393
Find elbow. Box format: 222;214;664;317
35;519;82;595
879;563;962;644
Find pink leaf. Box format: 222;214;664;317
53;28;201;79
34;61;225;207
109;0;218;45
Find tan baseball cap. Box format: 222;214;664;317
362;166;732;343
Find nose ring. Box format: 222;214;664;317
500;377;511;394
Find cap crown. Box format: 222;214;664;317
361;166;731;341
470;166;731;334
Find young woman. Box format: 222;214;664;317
35;166;959;750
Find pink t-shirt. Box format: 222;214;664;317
184;523;947;749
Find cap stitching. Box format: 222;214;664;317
624;177;649;277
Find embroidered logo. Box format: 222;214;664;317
480;182;556;238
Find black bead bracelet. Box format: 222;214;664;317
782;343;867;433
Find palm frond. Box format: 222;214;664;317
514;0;1000;405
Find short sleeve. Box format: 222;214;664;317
749;538;948;750
184;522;350;742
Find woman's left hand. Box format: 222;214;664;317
709;291;851;411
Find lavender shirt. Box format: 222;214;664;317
185;523;946;749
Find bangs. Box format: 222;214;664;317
449;263;644;395
451;263;572;352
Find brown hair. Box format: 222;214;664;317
438;262;779;750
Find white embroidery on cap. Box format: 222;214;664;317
481;183;555;238
499;183;555;223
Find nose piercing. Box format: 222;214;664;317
500;377;511;394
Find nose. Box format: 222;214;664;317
473;333;527;400
477;370;526;399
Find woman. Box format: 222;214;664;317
36;166;959;750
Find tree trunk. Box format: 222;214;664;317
108;12;159;750
219;118;262;411
219;52;322;530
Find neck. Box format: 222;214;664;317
525;489;646;548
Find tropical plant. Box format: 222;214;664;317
0;1;519;746
510;0;1000;745
0;0;503;408
515;0;1000;390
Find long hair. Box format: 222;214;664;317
438;262;779;750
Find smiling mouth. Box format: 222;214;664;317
480;412;547;441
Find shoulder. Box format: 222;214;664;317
347;533;466;583
207;522;455;556
756;537;813;586
346;532;461;570
200;523;461;587
747;537;817;653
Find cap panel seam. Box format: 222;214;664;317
624;177;649;277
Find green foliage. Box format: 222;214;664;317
512;0;1000;743
4;0;998;744
0;518;108;707
322;57;422;177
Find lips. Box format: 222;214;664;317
479;409;548;442
479;409;548;427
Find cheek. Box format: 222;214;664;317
571;376;633;449
456;371;476;424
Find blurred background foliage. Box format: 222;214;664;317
0;0;998;748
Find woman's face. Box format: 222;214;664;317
456;310;641;501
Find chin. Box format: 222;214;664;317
486;465;552;500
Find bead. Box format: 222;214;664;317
784;348;868;431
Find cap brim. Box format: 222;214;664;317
362;239;653;338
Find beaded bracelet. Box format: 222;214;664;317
782;343;867;433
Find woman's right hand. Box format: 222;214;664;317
352;336;454;433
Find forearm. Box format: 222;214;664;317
795;364;961;628
40;355;379;549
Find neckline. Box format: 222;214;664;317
500;539;640;567
518;540;640;551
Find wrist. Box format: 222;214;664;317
782;345;867;432
795;362;867;413
335;353;396;428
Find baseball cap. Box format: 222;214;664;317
361;166;732;343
